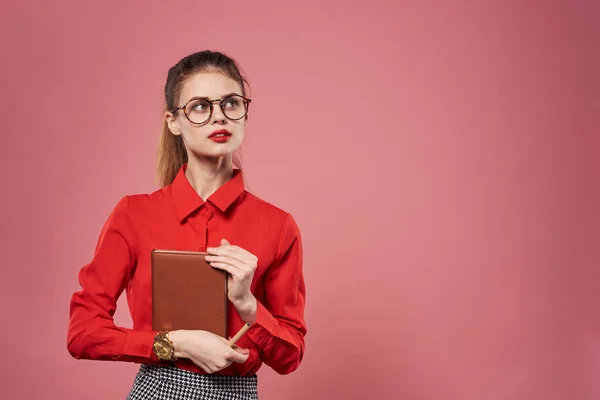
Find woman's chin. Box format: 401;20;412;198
190;147;240;160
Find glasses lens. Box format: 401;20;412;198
221;95;247;120
185;99;211;124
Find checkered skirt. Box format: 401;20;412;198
126;364;258;400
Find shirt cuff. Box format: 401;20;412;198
246;300;278;349
122;330;159;361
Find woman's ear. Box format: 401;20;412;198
165;111;182;136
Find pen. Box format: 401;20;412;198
227;322;252;347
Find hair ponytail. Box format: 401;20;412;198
157;119;187;187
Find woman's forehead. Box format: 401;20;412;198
180;71;242;100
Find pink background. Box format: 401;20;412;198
1;1;599;399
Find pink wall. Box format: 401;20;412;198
1;1;598;399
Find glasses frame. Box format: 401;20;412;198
170;94;252;126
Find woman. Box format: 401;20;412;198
67;50;307;400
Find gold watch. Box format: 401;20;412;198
153;331;177;361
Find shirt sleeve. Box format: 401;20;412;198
66;196;159;363
247;213;307;375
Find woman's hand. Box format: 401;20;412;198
169;330;249;374
206;239;258;322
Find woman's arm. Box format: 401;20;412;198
207;213;307;375
66;196;158;362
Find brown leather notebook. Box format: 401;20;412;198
151;249;228;337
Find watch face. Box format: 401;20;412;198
153;339;170;358
153;332;175;360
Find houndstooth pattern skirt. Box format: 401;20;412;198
126;364;258;400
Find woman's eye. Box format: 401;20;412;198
192;102;208;112
223;98;240;109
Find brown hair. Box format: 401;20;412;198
157;50;248;187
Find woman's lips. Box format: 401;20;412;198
208;129;232;143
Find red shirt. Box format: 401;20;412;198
67;165;307;376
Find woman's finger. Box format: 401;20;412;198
205;255;249;272
207;246;247;261
232;345;249;355
207;242;256;264
209;262;241;279
228;348;249;363
231;245;258;261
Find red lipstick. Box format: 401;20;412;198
208;129;232;143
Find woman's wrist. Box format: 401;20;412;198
168;330;189;359
233;295;258;324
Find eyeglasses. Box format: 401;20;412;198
170;94;251;125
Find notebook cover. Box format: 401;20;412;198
151;249;228;337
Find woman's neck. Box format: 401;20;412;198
184;155;234;201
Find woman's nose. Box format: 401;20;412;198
211;104;227;123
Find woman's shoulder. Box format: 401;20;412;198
111;186;172;215
242;191;290;218
241;191;300;230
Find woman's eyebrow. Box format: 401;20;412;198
189;92;241;101
220;92;241;98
